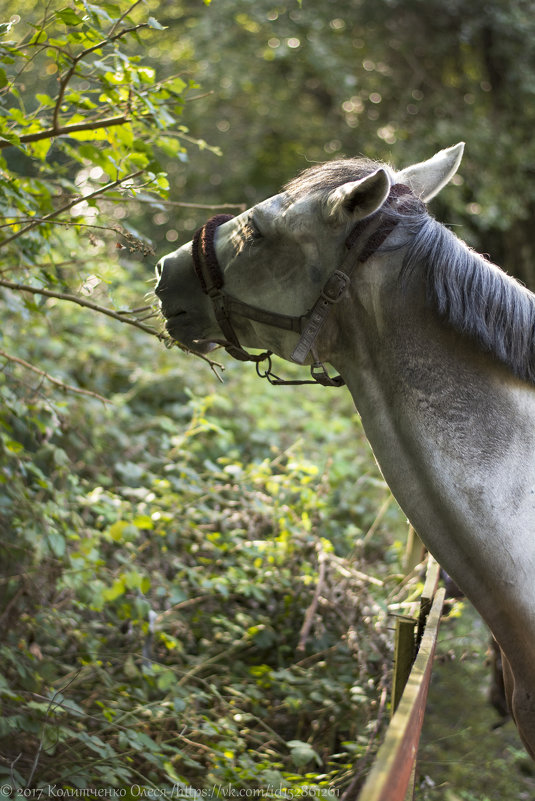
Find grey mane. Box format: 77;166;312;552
285;158;535;385
402;216;535;384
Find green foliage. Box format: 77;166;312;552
0;285;407;788
0;1;191;270
0;0;218;380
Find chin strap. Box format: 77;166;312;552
191;184;417;387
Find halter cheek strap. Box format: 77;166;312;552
190;184;417;387
291;183;415;366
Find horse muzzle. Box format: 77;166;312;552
155;246;218;350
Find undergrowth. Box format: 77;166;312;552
0;262;409;794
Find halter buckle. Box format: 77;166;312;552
320;270;350;303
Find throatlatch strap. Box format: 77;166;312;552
290;270;350;365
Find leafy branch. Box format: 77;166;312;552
0;277;226;377
0;170;144;248
51;21;152;131
0;0;227;396
0;276;160;335
0;114;129;150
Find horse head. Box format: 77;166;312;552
155;144;464;369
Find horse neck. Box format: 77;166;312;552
330;251;535;660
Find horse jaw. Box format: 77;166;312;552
395;142;465;201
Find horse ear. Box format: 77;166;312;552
395;142;465;202
325;168;391;223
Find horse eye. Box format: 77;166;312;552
243;217;263;243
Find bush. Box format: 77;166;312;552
0;290;409;790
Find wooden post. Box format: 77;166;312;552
404;525;425;573
391;617;416;716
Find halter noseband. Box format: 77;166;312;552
191;184;416;387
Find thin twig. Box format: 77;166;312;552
362;495;393;544
177;637;252;687
0;279;226;374
0;349;109;403
107;0;146;38
156;594;214;621
25;672;81;789
340;673;389;801
9;752;21;786
296;546;327;653
0;171;143;249
0;585;25;629
142;199;248;211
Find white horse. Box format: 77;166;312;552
155;144;535;757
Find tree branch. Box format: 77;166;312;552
141;199;248;212
296;547;327;654
0;349;109;403
0;115;130;150
0;278;226;377
53;23;150;129
107;0;146;39
0;277;162;336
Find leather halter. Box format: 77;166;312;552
192;184;415;387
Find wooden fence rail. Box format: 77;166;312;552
356;556;446;801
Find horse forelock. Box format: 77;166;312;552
283;157;381;199
401;218;535;384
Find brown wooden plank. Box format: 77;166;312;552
356;587;446;801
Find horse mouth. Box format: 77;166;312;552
163;312;218;354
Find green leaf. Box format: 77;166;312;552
155;173;169;190
4;439;23;453
102;577;125;601
56;8;85;26
0;131;21;146
128;152;150;169
132;515;154;530
147;17;166;30
287;740;322;767
156;669;176;691
124;570;143;590
108;520;128;541
47;531;66;557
